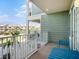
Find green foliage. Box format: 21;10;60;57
3;40;13;47
15;31;20;35
11;30;20;36
11;27;20;36
30;26;39;34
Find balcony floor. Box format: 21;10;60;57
28;43;69;59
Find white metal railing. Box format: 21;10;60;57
0;33;38;59
26;35;37;58
39;31;48;46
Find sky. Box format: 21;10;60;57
0;0;28;25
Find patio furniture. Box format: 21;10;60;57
48;48;79;59
59;39;69;46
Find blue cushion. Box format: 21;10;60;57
48;48;79;59
59;39;69;46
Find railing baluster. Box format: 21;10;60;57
10;37;12;59
6;38;8;59
13;36;16;59
15;36;18;59
1;38;3;59
19;36;22;59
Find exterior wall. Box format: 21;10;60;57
41;11;70;43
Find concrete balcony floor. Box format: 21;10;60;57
28;43;69;59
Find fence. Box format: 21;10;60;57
0;34;38;59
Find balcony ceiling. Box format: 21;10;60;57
31;0;72;14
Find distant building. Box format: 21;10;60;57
0;24;27;35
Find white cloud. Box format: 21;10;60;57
15;4;28;18
0;15;9;20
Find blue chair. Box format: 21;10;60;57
48;48;79;59
59;39;69;46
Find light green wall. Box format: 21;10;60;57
41;11;70;42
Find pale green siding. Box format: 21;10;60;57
41;11;70;42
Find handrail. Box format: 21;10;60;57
0;34;25;39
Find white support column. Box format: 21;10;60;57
26;0;29;59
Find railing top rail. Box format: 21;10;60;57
0;34;26;40
0;33;37;40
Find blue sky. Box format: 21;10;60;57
0;0;27;25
